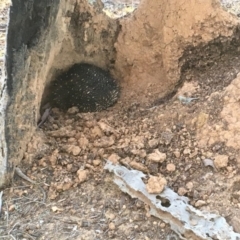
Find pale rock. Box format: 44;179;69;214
174;150;181;158
91;126;103;137
183;148;191;155
186;181;193;190
67;107;79;114
147;149;166;163
195;200;206;207
78;136;89;150
166;163;176;172
108;153;120;164
131;149;147;158
178;187;188;196
131;136;145;149
196;112;209;129
49;149;59;166
98;121;116;134
93;159;101;166
93;136;115;148
48;127;76;137
66;145;81;156
146;175;167;194
148;139;159;148
108;222;115;230
130;161;148;172
77;169;89;183
214;154;229;168
105;210;115;220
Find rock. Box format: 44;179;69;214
98;121;117;134
49;149;59;166
173;150;181;158
166;163;176;172
78;136;89;150
148;139;159;148
108;153;120;164
147;149;166;163
67;106;79;114
91;126;103;138
65;145;81;156
131;149;147;158
186;182;194;191
195;200;206;207
130;161;148;172
77;169;89;183
146;175;167;194
214;154;229;168
183;148;191;155
93;136;115;148
109;222;115;230
105;211;115;220
48;127;76;137
131;136;145;149
93;159;101;166
196;112;209;129
178;187;188;196
230;216;240;233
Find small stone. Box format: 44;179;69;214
147;149;166;163
196;112;209;129
62;182;73;191
214;154;229;168
108;153;120;164
148;139;159;148
231;216;240;233
186;181;194;190
178;187;187;196
146;175;167;194
93;159;101;166
227;166;233;172
183;148;191;155
195;200;206;207
130;161;148;172
166;163;176;172
159;222;166;228
71;146;81;156
91;126;103;138
131;149;147;158
65;145;81;156
93;136;115;148
78;136;89;150
68;137;76;143
98;121;116;134
49;149;59;166
174;150;181;158
105;212;115;220
108;222;115;230
77;169;89;183
8;205;15;212
67;107;79;114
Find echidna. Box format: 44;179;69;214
48;63;120;112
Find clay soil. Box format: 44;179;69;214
1;64;240;239
2;1;240;240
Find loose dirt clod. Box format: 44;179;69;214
214;154;229;169
146;176;167;194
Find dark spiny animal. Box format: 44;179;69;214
48;63;119;112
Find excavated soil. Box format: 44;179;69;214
2;1;240;240
2;68;240;239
